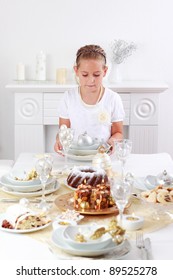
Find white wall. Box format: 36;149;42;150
0;0;173;159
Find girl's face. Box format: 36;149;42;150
74;59;108;92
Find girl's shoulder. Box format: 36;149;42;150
104;87;120;99
63;87;79;99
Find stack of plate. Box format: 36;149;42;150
0;172;59;197
69;140;100;156
66;140;112;161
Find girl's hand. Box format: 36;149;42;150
54;136;64;156
107;138;114;154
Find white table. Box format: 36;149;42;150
0;152;173;260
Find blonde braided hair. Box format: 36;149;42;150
76;44;107;67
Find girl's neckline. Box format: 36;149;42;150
78;86;104;107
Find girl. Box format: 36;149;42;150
54;44;125;153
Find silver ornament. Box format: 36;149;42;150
77;131;93;146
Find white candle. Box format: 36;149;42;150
120;214;144;231
56;68;67;84
35;51;46;81
17;63;25;80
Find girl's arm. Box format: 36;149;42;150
107;121;123;149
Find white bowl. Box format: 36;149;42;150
70;141;100;151
63;224;112;250
7;171;40;186
68;149;98;156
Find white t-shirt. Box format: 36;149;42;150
58;87;125;142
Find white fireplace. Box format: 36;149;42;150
6;81;168;159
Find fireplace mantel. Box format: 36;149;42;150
6;81;168;159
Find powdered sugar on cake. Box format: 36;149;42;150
1;201;51;230
67;166;109;189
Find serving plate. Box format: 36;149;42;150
62;179;76;191
54;192;131;215
51;227;128;257
0;213;51;234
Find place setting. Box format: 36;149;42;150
58;125;111;162
50;220;130;259
0;155;61;199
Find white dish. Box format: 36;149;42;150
65;153;94;161
70;141;100;150
0;181;60;197
52;227;127;257
68;149;98;156
7;171;40;186
0;213;51;234
63;224;112;250
63;178;76;190
0;174;55;192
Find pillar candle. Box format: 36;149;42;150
17;63;25;80
35;51;46;81
56;68;67;84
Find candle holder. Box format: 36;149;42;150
119;214;144;231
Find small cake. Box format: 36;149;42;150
1;204;51;230
74;184;92;209
67;166;109;189
74;183;114;210
94;185;111;210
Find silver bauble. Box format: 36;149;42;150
77;131;93;146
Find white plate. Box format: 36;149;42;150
0;181;60;197
0;174;55;192
65;153;94;161
68;149;97;156
52;227;127;257
63;178;75;190
0;213;51;234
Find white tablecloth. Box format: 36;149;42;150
0;152;173;260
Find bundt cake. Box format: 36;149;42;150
74;183;114;210
67;166;109;189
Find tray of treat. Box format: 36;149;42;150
54;192;131;215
